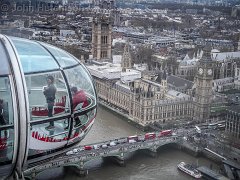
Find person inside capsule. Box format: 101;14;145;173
43;75;57;130
71;86;89;111
65;86;89;130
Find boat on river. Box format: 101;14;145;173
177;162;202;179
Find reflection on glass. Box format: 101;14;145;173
0;77;14;164
87;109;97;121
79;114;89;125
70;114;88;140
0;36;98;167
11;37;59;73
39;42;78;68
65;65;96;112
26;72;70;121
0;41;9;76
29;119;69;154
26;72;70;157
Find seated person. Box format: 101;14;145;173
0;99;7;139
71;87;89;110
65;87;89;130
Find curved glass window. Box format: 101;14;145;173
64;65;96;141
39;42;79;68
10;37;59;73
26;71;70;156
64;65;96;113
0;77;14;164
0;36;97;166
0;44;9;76
0;64;9;76
27;72;70;120
0;40;14;167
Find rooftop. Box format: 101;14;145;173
167;75;193;89
167;90;190;99
227;105;240;113
212;51;240;61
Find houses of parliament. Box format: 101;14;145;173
86;14;218;128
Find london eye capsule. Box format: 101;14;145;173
0;34;97;178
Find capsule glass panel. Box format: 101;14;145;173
0;78;14;165
11;37;59;73
64;65;96;112
39;42;79;68
6;36;97;164
0;40;14;175
26;71;71;156
64;65;96;141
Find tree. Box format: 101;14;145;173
133;45;155;70
162;55;179;75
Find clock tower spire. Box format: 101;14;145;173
193;50;214;123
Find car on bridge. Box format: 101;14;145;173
110;141;117;146
101;144;108;149
117;137;128;144
129;139;136;144
93;145;100;150
66;147;84;155
127;135;138;142
84;146;92;150
73;147;84;153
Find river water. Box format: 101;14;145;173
37;106;220;180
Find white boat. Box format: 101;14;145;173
177;162;202;179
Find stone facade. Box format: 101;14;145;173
214;58;237;80
92;15;112;61
177;50;239;83
89;15;223;127
121;43;132;72
193;51;214;123
89;44;216;127
93;75;193;127
226;106;240;139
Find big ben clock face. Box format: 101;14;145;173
207;69;212;75
198;68;203;75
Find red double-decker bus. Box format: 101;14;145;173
145;133;156;140
158;130;173;137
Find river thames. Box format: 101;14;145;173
37;106;220;180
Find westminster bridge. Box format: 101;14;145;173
24;134;185;179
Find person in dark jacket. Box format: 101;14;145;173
43;75;57;130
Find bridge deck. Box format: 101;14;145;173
197;166;229;180
223;159;240;170
24;135;179;178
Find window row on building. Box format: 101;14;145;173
95;78;193;126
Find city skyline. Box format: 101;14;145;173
0;0;239;179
